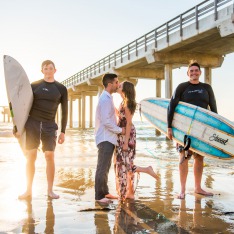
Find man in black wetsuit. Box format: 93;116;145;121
18;60;68;200
167;60;217;199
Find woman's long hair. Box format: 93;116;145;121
122;81;136;115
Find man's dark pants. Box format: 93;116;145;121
95;141;115;200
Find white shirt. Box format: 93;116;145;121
95;90;122;146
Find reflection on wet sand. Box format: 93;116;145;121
10;155;234;233
95;212;112;234
1;123;234;233
21;199;55;234
113;200;184;234
142;165;174;216
177;200;188;233
57;168;94;198
21;200;36;234
111;166;182;234
70;159;234;233
114;202;139;233
45;200;55;234
138;165;188;233
204;174;214;189
178;173;233;233
177;195;233;233
138;165;234;233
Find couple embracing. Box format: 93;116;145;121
95;73;159;204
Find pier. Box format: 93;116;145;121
0;106;11;123
61;0;234;129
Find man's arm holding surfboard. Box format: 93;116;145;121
204;83;217;113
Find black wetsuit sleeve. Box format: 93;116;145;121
204;84;218;113
167;82;189;128
60;85;68;133
54;81;68;133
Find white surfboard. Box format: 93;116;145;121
3;55;33;154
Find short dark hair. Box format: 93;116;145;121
188;60;200;71
41;60;56;69
102;73;118;88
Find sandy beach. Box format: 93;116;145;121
0;121;234;234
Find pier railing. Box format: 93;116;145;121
62;0;233;88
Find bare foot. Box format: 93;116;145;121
177;193;186;199
105;193;118;199
48;191;60;199
18;192;32;200
146;166;160;180
96;197;113;205
195;189;213;196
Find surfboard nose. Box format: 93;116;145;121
3;55;12;60
3;55;9;59
3;55;9;63
3;55;14;66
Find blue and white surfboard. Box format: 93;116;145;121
140;97;234;160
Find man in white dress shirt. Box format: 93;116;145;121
95;73;125;204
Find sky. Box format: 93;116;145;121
1;0;234;121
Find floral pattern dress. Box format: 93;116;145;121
115;103;136;200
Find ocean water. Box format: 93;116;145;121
69;120;234;169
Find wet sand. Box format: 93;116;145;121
0;122;234;233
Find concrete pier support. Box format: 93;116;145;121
165;64;173;98
81;92;86;129
1;107;11;122
69;96;73;128
98;86;103;97
164;64;173;140
156;79;162;136
156;79;161;97
204;67;212;85
89;96;93;128
78;98;81;128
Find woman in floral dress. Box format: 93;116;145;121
115;81;159;201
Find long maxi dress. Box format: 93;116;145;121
115;102;137;200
